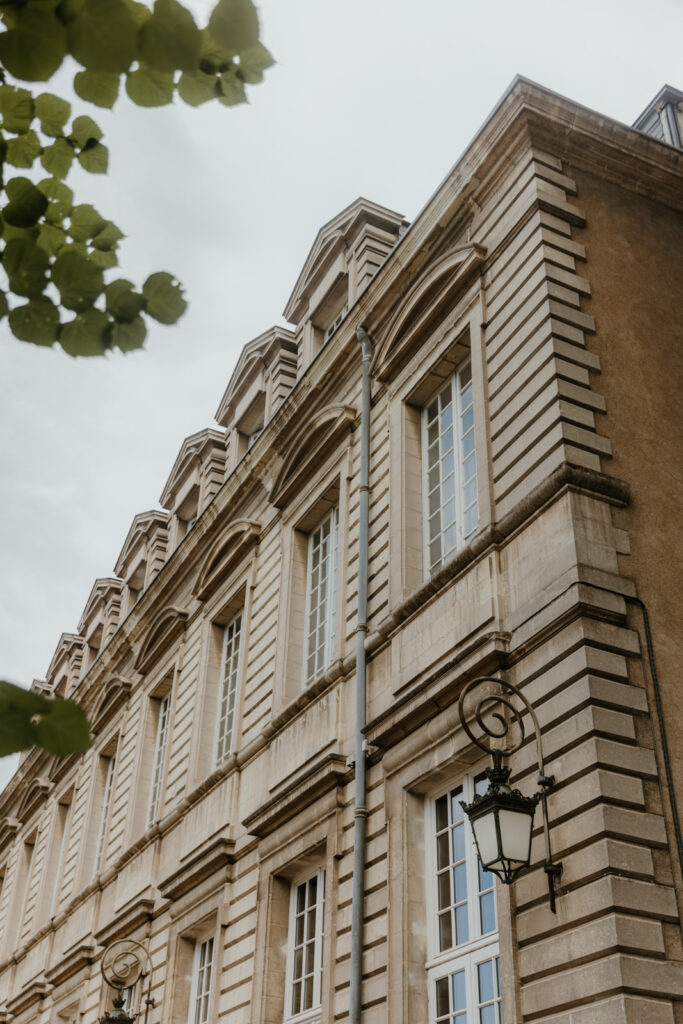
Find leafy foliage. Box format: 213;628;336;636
0;0;274;355
0;680;91;757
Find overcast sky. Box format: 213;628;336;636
2;0;682;791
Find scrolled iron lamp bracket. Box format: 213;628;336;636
98;939;155;1024
457;676;562;913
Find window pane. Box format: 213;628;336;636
439;911;453;951
436;796;448;831
480;891;496;935
435;977;449;1017
437;832;450;869
438;871;451;910
452;822;465;862
453;862;467;903
478;960;494;1002
452;970;466;1011
455;903;469;945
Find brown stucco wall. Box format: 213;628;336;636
572;163;683;853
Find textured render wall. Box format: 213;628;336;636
569;165;683;834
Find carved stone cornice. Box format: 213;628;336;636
242;753;350;839
159;836;235;902
94;892;156;946
6;977;51;1017
45;939;96;989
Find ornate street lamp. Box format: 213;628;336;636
98;939;153;1024
457;676;562;912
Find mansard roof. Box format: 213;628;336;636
283;197;406;325
114;509;171;579
159;427;226;510
214;325;296;427
78;577;123;635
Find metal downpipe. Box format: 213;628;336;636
349;326;372;1024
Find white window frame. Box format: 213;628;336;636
421;360;478;576
284;868;326;1024
147;692;172;827
122;983;136;1015
303;507;339;687
188;936;214;1024
214;612;243;766
94;754;116;876
426;774;502;1024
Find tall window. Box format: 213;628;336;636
189;937;214;1024
304;508;338;685
286;870;325;1023
423;361;478;575
428;775;502;1024
215;613;243;765
147;693;171;826
50;800;72;918
94;755;116;876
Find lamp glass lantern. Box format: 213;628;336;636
460;763;539;884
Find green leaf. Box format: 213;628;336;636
208;0;259;53
3;237;50;297
236;43;274;84
105;278;145;322
0;681;92;757
3;222;39;243
68;0;139;73
69;203;107;242
217;69;247;106
177;69;217;107
0;6;68;82
125;65;174;107
73;70;120;108
143;271;186;323
4;177;49;228
78;141;108;173
91;220;124;251
9;297;61;346
110;314;146;350
37;222;67;256
0;290;9;319
60;308;110;356
198;29;236;73
35;93;71;136
59;241;89;258
89;247;118;269
38;177;74;223
0;85;35;133
70;114;103;147
138;0;201;72
52;249;104;310
40;137;75;178
6;130;41;168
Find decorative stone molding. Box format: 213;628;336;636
45;940;96;989
270;404;356;509
0;817;20;848
94;892;156;946
242;753;350;839
193;519;261;601
90;675;133;734
371;243;487;383
159;837;235;902
134;606;189;674
16;777;53;824
6;977;51;1017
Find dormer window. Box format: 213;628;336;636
324;303;348;343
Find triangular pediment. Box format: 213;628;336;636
78;577;123;636
284;198;405;325
215;326;296;427
371;243;487;382
46;633;86;684
160;428;225;510
114;509;170;579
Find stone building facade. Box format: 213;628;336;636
1;77;682;1024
